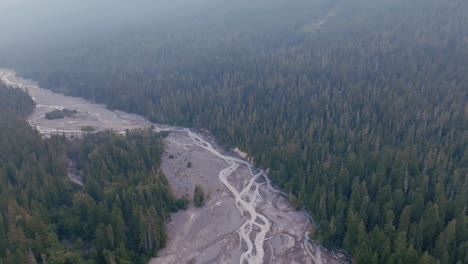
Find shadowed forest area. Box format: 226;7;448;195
0;0;467;263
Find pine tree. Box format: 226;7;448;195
194;185;206;207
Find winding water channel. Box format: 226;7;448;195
0;69;348;264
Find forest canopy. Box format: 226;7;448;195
0;83;183;263
0;0;467;263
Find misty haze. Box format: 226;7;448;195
0;0;466;264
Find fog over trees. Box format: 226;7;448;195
0;0;467;263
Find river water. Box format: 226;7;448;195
0;68;348;264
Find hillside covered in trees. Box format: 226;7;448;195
0;82;184;263
0;82;35;116
1;0;467;263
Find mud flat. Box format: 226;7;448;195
0;69;152;137
1;69;349;264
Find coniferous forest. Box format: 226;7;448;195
0;0;467;263
0;82;184;263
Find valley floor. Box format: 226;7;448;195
0;69;349;264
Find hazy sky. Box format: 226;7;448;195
0;0;323;54
0;0;207;46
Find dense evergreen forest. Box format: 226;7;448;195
0;83;184;263
0;83;35;116
2;0;467;263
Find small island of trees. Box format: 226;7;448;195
45;108;78;119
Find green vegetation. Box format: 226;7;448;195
0;85;185;263
0;82;34;116
174;197;189;210
57;128;186;263
193;185;206;207
3;0;467;263
45;108;78;119
81;125;96;132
